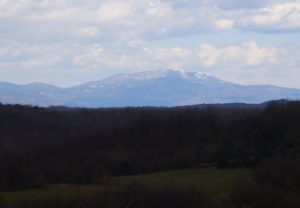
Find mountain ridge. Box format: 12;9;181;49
1;69;300;107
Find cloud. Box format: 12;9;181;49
214;0;270;10
0;0;300;88
197;42;278;67
68;41;291;77
0;0;299;45
236;2;300;32
0;39;295;70
78;27;101;38
22;56;60;68
98;1;132;22
0;39;299;87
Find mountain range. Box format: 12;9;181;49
1;69;300;107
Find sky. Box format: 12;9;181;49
0;0;300;88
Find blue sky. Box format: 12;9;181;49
0;0;300;88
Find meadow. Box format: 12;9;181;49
0;167;252;207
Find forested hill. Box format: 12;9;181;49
0;100;299;190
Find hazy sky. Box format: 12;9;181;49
0;0;300;88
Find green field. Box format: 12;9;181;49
0;167;252;206
116;167;253;198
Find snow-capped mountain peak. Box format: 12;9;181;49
1;69;300;107
195;72;210;79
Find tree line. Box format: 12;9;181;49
0;101;299;192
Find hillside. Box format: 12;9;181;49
1;69;300;107
0;101;299;207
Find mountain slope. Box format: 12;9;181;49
1;69;300;107
0;82;65;106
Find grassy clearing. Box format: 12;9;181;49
115;167;253;198
0;167;252;206
0;188;54;205
0;184;103;205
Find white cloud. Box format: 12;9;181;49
0;39;299;87
1;0;299;45
22;56;60;68
197;42;278;67
0;40;294;73
78;26;101;38
72;44;104;67
214;19;235;30
128;39;146;48
236;2;300;31
98;1;132;22
0;0;300;88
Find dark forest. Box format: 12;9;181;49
0;101;299;207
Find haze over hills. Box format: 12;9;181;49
1;69;300;107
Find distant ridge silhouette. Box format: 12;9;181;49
1;69;300;107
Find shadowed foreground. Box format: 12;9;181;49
0;101;299;207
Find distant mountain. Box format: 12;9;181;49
1;69;300;107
